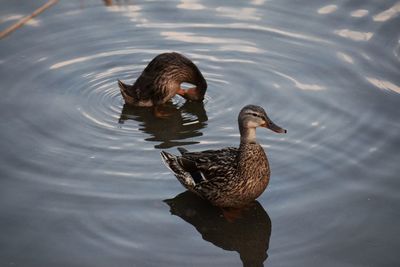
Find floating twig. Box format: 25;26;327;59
0;0;58;39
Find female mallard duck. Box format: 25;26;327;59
118;52;207;108
161;105;286;208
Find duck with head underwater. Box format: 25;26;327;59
118;52;207;116
161;104;286;208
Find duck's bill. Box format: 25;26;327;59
267;121;287;134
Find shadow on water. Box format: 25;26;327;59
164;191;271;267
118;101;208;149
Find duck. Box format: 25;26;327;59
161;104;286;208
118;52;207;114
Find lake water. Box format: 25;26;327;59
1;0;399;266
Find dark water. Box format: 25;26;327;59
1;0;400;266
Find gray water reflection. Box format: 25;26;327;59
119;101;208;148
165;191;271;267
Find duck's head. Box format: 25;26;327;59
238;105;286;142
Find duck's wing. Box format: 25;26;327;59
161;147;238;188
178;147;239;181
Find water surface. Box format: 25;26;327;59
1;0;400;266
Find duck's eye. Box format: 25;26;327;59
245;112;264;119
250;112;262;118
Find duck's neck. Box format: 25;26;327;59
195;78;207;98
239;127;257;144
186;76;207;101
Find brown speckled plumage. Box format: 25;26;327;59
118;52;207;106
161;105;286;208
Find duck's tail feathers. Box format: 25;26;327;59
177;147;189;155
160;151;178;174
118;80;136;104
118;79;128;91
160;151;196;189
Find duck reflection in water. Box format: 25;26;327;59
164;191;271;267
118;101;208;149
103;0;113;6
